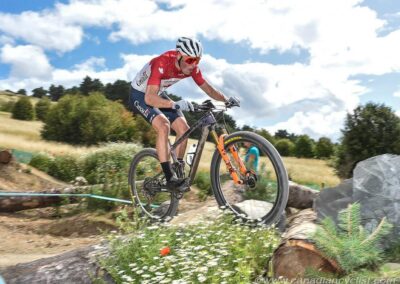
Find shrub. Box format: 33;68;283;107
294;134;315;158
274;139;295;156
81;143;141;185
42;93;138;145
48;155;80;182
194;171;212;201
315;137;335;158
12;96;34;120
35;97;51;121
0;100;15;112
29;152;53;173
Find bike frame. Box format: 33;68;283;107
169;110;248;185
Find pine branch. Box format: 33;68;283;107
360;217;387;245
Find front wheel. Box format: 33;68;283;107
128;148;179;221
210;131;289;225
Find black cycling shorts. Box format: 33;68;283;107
129;87;183;124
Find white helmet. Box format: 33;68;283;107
176;37;203;58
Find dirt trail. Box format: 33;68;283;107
0;159;215;268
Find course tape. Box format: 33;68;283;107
0;192;133;204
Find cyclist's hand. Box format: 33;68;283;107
227;96;240;107
174;100;194;112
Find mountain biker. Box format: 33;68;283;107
244;142;260;173
129;36;239;192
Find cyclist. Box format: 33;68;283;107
129;37;239;191
244;142;260;173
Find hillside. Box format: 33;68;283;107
0;91;41;106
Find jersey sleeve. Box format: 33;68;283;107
147;58;164;87
249;147;259;157
191;66;206;86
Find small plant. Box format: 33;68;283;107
313;203;393;274
193;171;212;201
29;152;54;173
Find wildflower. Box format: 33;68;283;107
197;274;207;282
160;246;171;256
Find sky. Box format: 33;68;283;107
0;0;400;142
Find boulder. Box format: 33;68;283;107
352;154;400;242
314;154;400;244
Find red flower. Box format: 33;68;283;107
160;247;170;256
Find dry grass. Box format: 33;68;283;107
283;156;340;188
0;111;97;156
0;92;41;106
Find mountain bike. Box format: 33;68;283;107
128;99;289;225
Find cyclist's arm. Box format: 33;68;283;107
144;85;174;108
199;81;227;102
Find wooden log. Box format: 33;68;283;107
287;181;319;209
0;187;88;212
0;150;12;164
272;209;341;279
0;242;115;284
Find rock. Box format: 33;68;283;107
314;154;400;246
382;262;400;272
314;179;353;223
231;199;274;220
353;154;400;243
0;242;114;284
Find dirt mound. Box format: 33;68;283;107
0;160;67;191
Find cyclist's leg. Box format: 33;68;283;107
129;88;173;180
171;117;190;159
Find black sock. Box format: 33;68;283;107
161;161;173;181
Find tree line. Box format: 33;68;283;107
3;76;400;178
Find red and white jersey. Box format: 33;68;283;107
131;50;205;93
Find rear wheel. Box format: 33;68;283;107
128;148;179;221
210;131;289;225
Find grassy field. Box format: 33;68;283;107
0;111;96;156
0;111;341;187
0;91;41;106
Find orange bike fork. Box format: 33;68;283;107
211;130;248;185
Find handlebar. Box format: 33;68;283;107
192;99;239;113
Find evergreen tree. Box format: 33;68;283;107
104;79;130;107
35;97;51;121
12;96;34;120
335;102;400;178
315;137;335;158
241;124;254;131
65;86;80;95
32;87;47;98
274;129;290;140
313;203;392;273
294;134;314;158
17;89;27;96
48;84;65;101
79;76;104;95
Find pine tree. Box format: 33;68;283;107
313;203;392;273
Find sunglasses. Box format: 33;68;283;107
183;56;200;65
